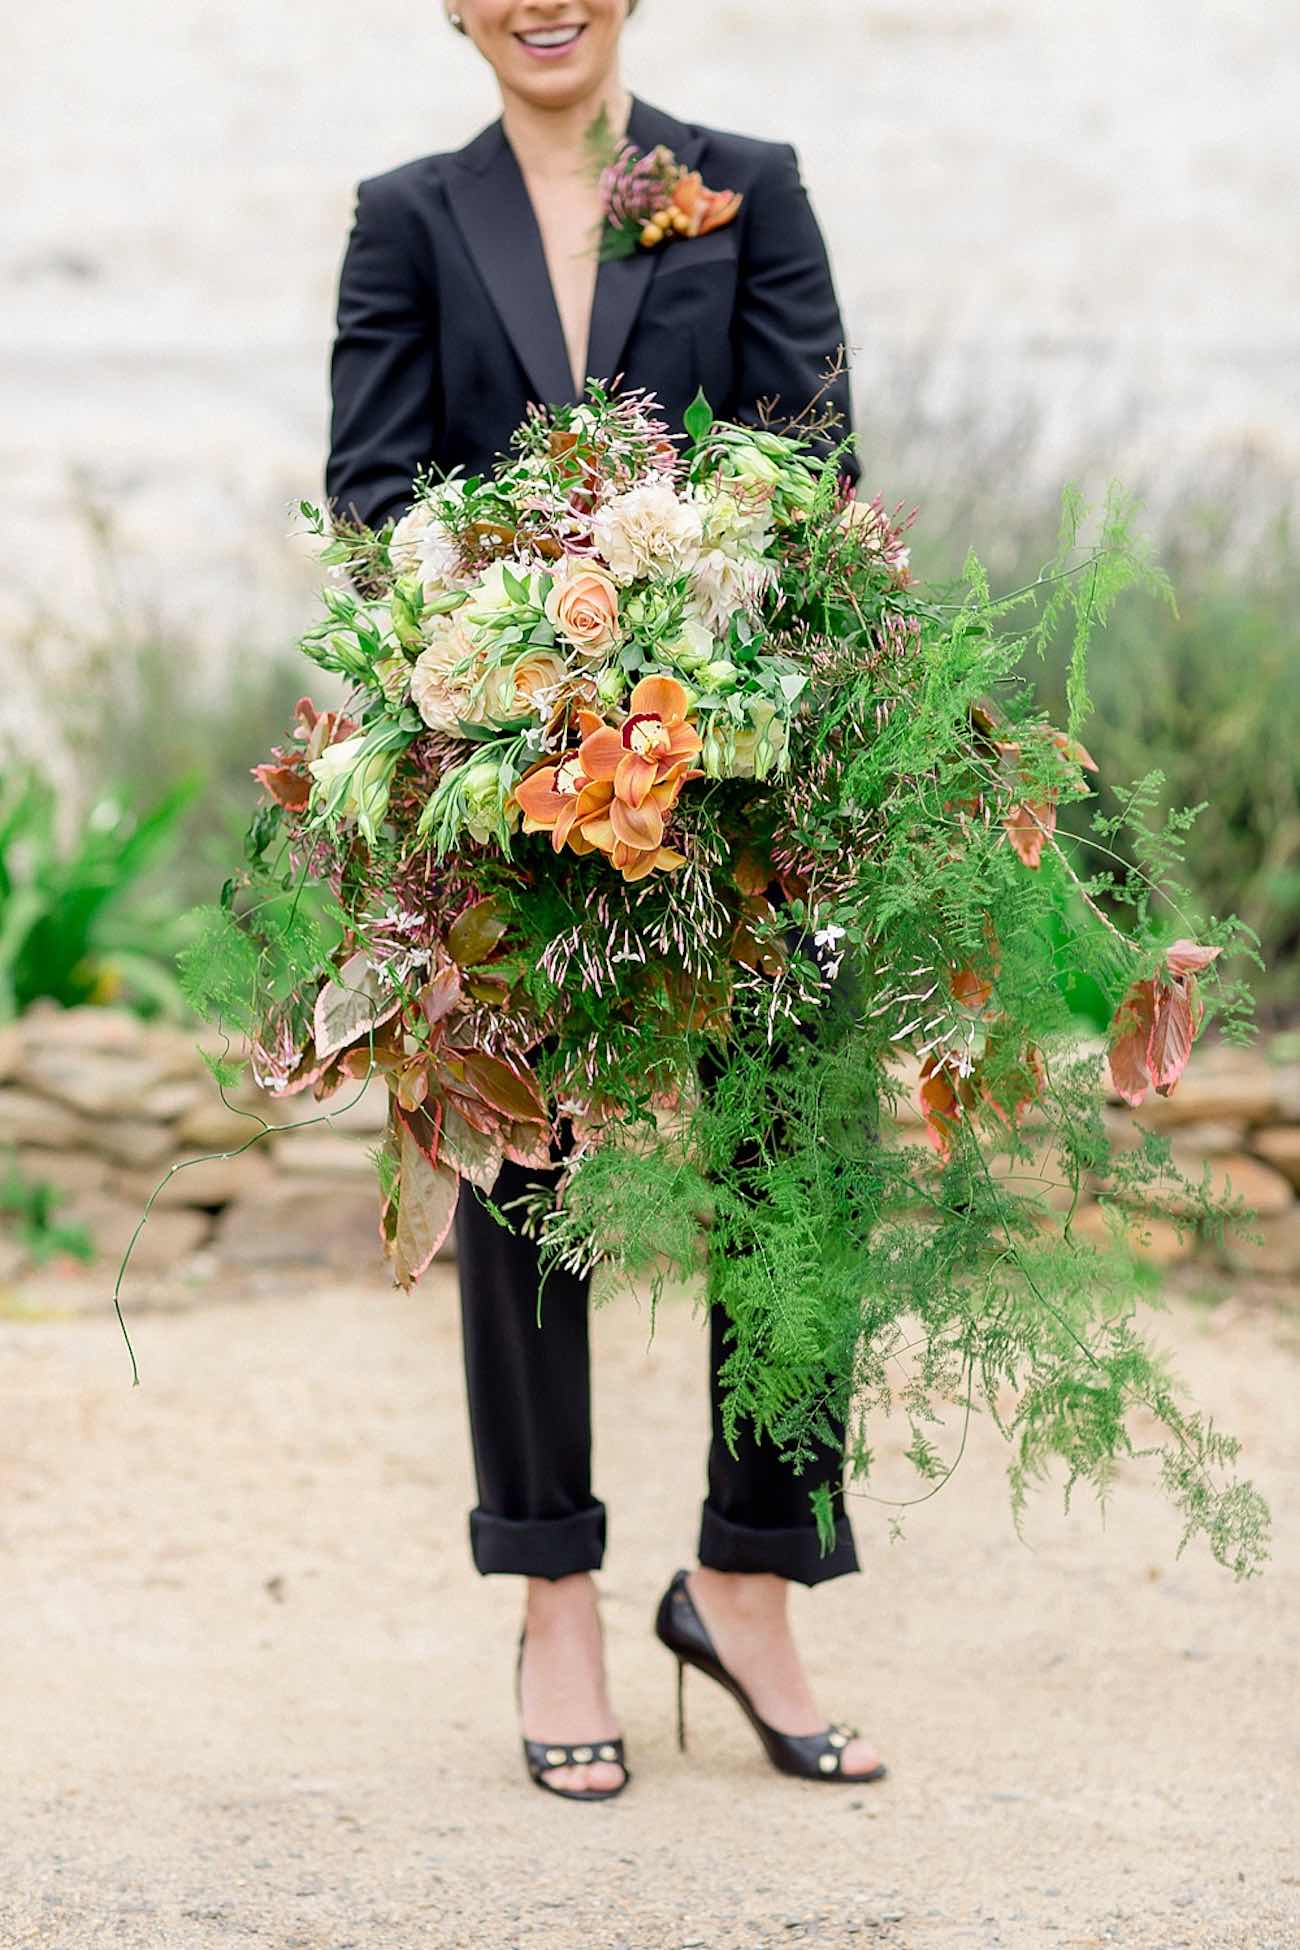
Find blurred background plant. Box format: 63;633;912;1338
881;403;1300;1021
0;1150;94;1266
2;494;308;1022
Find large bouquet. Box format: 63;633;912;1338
180;383;1267;1575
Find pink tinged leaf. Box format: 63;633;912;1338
438;1102;505;1191
396;1057;430;1113
1107;979;1157;1106
1049;729;1099;771
502;1121;556;1171
389;1116;459;1290
419;964;463;1026
264;1049;333;1098
1004;801;1053;868
446;897;508;968
459;1050;547;1125
313;952;402;1063
1163;939;1222;978
252;761;311;811
1147;980;1196;1097
397;1096;443;1168
442;1087;507;1138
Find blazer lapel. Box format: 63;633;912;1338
444;99;708;407
586;97;707;390
445;120;577;410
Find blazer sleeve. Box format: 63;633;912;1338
326;176;442;531
732;143;860;486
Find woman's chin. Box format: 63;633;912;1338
503;61;609;109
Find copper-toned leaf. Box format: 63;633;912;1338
397;1095;443;1168
919;1055;964;1161
439;1102;505;1191
442;1087;504;1138
1004;801;1054;869
459;1050;547;1125
252;761;310;811
1147;983;1196;1097
464;970;514;1006
1048;728;1099;772
950;965;993;1012
419;964;463;1026
396;1055;430;1113
463;519;517;558
1107;979;1157;1106
389;1117;459;1290
502;1120;556;1171
446;897;509;968
1163;939;1222;978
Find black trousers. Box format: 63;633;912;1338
454;1149;859;1586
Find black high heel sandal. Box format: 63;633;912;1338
654;1567;888;1784
515;1629;630;1803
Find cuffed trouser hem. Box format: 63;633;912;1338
469;1501;607;1579
698;1505;859;1586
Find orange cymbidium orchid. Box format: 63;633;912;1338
512;748;614;856
574;675;702;879
578;675;701;808
513;676;702;881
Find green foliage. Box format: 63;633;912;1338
1034;527;1300;1008
176;414;1272;1577
0;766;199;1019
0;1149;95;1266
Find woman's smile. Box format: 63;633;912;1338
515;20;587;60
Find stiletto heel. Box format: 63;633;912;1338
653;1568;888;1785
515;1627;631;1803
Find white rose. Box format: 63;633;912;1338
660;617;714;673
409;617;480;732
465;557;550;622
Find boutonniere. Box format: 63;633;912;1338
584;108;742;263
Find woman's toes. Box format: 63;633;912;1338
541;1759;625;1794
840;1735;884;1777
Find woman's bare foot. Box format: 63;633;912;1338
687;1568;883;1777
518;1572;625;1795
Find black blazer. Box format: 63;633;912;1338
326;94;858;532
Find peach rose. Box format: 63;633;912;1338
479;649;568;725
545;563;621;661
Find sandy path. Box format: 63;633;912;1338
2;1271;1297;1950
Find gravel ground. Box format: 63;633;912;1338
2;1269;1298;1949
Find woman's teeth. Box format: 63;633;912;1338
518;25;584;47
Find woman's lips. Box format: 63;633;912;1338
514;23;587;59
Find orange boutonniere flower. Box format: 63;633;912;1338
594;126;742;262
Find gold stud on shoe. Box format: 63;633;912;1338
545;1747;567;1765
828;1730;848;1749
571;1747;594;1763
598;1745;618;1761
818;1752;839;1773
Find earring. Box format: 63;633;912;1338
449;9;464;25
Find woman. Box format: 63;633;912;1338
326;0;886;1801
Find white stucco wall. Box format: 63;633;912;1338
4;0;1298;745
